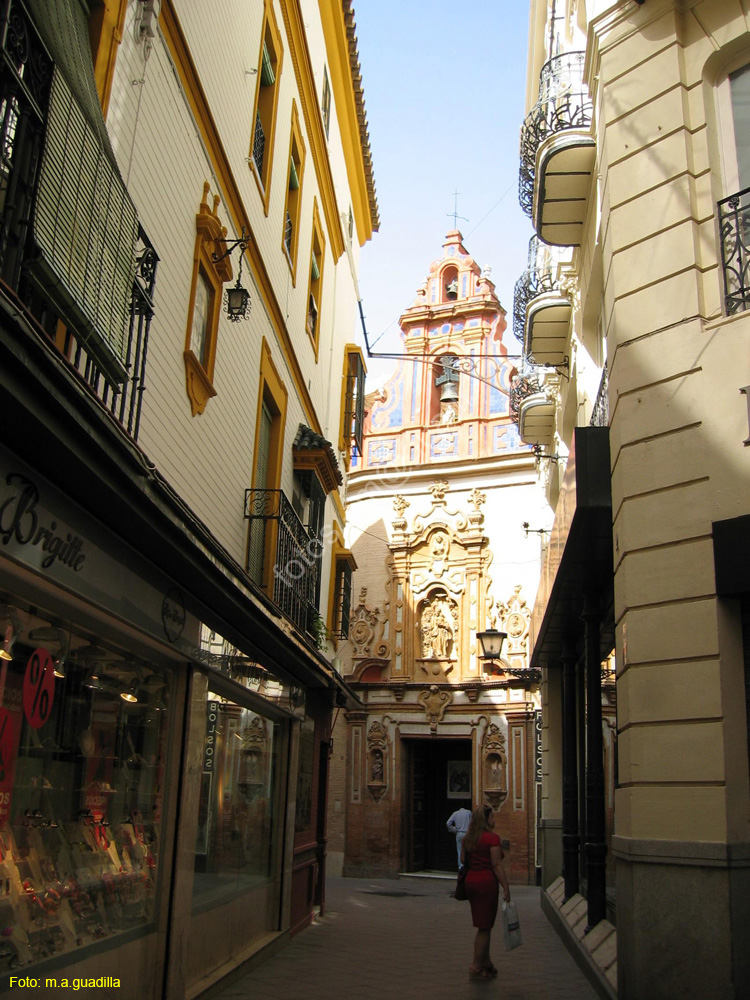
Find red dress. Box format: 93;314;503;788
464;831;503;929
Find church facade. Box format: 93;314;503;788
327;232;550;882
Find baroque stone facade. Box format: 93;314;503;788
327;234;550;882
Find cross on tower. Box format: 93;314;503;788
447;190;468;229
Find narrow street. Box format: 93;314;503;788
210;877;599;1000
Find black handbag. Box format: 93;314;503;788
454;864;468;900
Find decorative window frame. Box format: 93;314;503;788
282;101;306;282
250;0;284;214
714;53;750;197
305;199;326;358
88;0;128;118
326;523;355;642
184;183;232;416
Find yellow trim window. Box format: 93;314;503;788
250;0;283;212
306;201;325;356
283;102;305;280
183;183;232;416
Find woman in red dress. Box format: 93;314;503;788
461;804;511;981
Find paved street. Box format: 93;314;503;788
210;876;600;1000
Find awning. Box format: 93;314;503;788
713;514;750;598
530;426;614;667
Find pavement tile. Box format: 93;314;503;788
209;876;601;1000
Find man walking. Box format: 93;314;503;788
446;802;472;868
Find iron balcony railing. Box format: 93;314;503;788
512;236;564;347
509;372;543;422
244;488;322;641
590;365;609;428
0;0;158;443
718;187;750;315
519;51;592;218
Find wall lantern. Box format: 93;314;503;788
212;226;252;322
476;628;508;661
476;627;542;683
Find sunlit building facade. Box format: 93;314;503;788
0;0;376;994
517;1;750;997
327;232;550;884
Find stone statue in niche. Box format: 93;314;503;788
420;593;458;659
366;721;389;802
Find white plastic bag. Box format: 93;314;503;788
502;900;522;951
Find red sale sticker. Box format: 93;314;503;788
22;648;55;729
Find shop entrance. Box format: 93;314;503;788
404;738;472;872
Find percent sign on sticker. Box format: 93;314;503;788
23;648;56;729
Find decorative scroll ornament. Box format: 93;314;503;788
418;684;452;732
349;587;384;659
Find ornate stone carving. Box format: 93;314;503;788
366;720;390;801
419;592;458;660
497;586;531;674
482;722;508;811
429;529;450;577
429;480;449;505
350;588;386;659
418;685;452;731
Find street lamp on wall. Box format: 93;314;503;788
476;628;508;662
476;627;542;683
212;227;252;322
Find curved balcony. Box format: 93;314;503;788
513;238;572;367
510;372;558;447
519;51;595;246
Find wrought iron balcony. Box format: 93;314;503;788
718;187;750;315
519;51;594;246
244;488;322;642
590;366;609;428
0;0;158;443
509;371;558;447
513;236;572;366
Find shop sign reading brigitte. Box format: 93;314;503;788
0;472;87;572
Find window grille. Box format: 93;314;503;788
30;69;138;384
253;110;265;175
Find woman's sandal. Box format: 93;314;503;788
469;967;493;981
484;964;498;977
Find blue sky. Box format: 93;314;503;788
353;2;534;388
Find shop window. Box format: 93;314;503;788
282;104;305;279
250;0;283;212
184;183;233;416
306;201;325;355
193;689;281;904
321;67;331;138
294;717;315;835
0;600;170;970
339;346;366;466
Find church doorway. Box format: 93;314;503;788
403;738;472;872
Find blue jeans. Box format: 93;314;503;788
456;832;466;868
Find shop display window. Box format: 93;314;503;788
193;689;281;905
0;601;169;971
